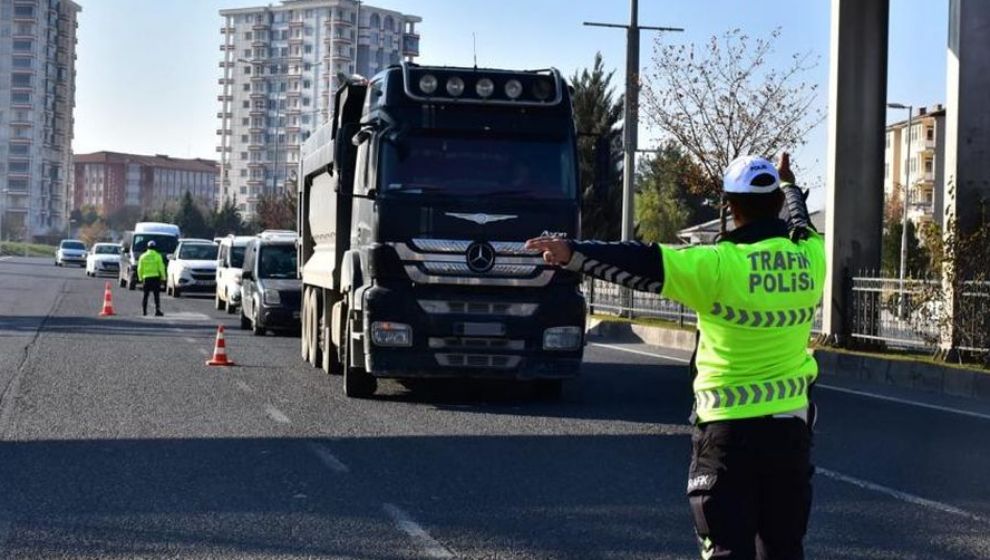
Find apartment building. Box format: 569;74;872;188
73;152;218;216
884;104;946;227
0;0;80;241
217;0;421;217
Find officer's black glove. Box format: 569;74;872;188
782;183;813;242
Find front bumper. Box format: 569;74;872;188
61;255;86;264
176;276;217;292
361;283;586;380
257;303;301;330
94;262;119;275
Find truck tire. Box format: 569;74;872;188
321;296;342;375
225;297;236;314
300;288;311;361
342;317;376;398
239;308;251;330
119;276;126;288
304;288;321;367
127;273;136;291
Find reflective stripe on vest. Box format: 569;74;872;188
710;302;818;328
695;375;815;411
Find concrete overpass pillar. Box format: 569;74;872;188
940;0;990;352
822;0;890;342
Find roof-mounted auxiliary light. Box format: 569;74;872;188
419;74;438;95
504;79;523;100
475;78;495;98
446;76;465;97
532;79;553;101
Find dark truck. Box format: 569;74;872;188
297;63;585;398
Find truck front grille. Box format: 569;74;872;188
435;353;522;369
418;300;539;316
429;337;525;351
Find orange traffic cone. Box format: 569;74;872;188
98;281;116;317
206;325;235;366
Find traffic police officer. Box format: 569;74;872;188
138;240;166;317
527;153;825;559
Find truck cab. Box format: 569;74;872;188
298;63;585;398
119;222;181;290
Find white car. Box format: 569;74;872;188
85;243;122;277
55;239;87;267
215;235;254;313
165;239;219;298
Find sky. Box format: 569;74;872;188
73;0;950;211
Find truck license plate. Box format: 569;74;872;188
457;322;505;336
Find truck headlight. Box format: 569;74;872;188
371;322;413;347
543;326;583;351
263;288;281;305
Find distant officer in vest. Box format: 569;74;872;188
137;240;166;317
527;153;825;559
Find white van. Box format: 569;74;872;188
214;235;255;313
119;222;181;290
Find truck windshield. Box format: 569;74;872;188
133;234;179;255
380;134;577;200
258;244;297;279
178;244;218;260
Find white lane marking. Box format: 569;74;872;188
264;405;290;424
235;380;253;393
307;442;350;473
592;343;990;420
383;503;455;559
197;348;210;357
183;337;197;344
590;342;690;363
817;467;986;523
816;384;990;422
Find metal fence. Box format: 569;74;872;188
848;274;990;353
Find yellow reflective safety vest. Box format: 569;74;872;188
137;249;166;282
661;224;826;422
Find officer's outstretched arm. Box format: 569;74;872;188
526;237;664;293
778;153;815;241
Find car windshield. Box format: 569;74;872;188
230;246;246;268
380;133;577;200
133;234;179;255
258;244;297;279
61;241;85;251
178;244;218;260
94;245;120;255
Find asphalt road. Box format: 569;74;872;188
1;255;989;559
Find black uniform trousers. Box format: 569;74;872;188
688;416;813;560
142;277;162;314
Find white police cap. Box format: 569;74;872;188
723;155;780;194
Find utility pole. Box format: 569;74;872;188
585;0;683;241
888;103;913;318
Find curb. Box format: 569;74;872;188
586;318;990;402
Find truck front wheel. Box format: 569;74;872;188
342;315;376;398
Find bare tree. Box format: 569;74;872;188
641;28;823;205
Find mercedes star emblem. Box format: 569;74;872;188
465;242;496;273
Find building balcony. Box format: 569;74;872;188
217;78;232;85
251;39;268;48
332;35;352;44
249;108;266;117
331;54;350;62
286;89;301;98
289;36;304;45
216;128;230;135
289;19;304;28
251;74;267;83
216;111;232;119
248;162;266;169
219;44;234;51
247;178;265;186
220;26;234;34
216;94;233;102
248;143;264;151
219;61;231;68
253;21;270;31
250;91;267;100
249;125;265;133
4;205;29;213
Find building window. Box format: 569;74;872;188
240;169;248;177
926;127;934;141
242;100;250;108
924;158;933;173
241;134;249;142
244;66;252;75
240;186;247;194
14;5;35;17
241;152;248;160
12;58;32;69
245;32;252;40
11;92;30;104
242;117;249;125
12;40;32;51
9;144;29;156
9;161;30;173
11;73;32;87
